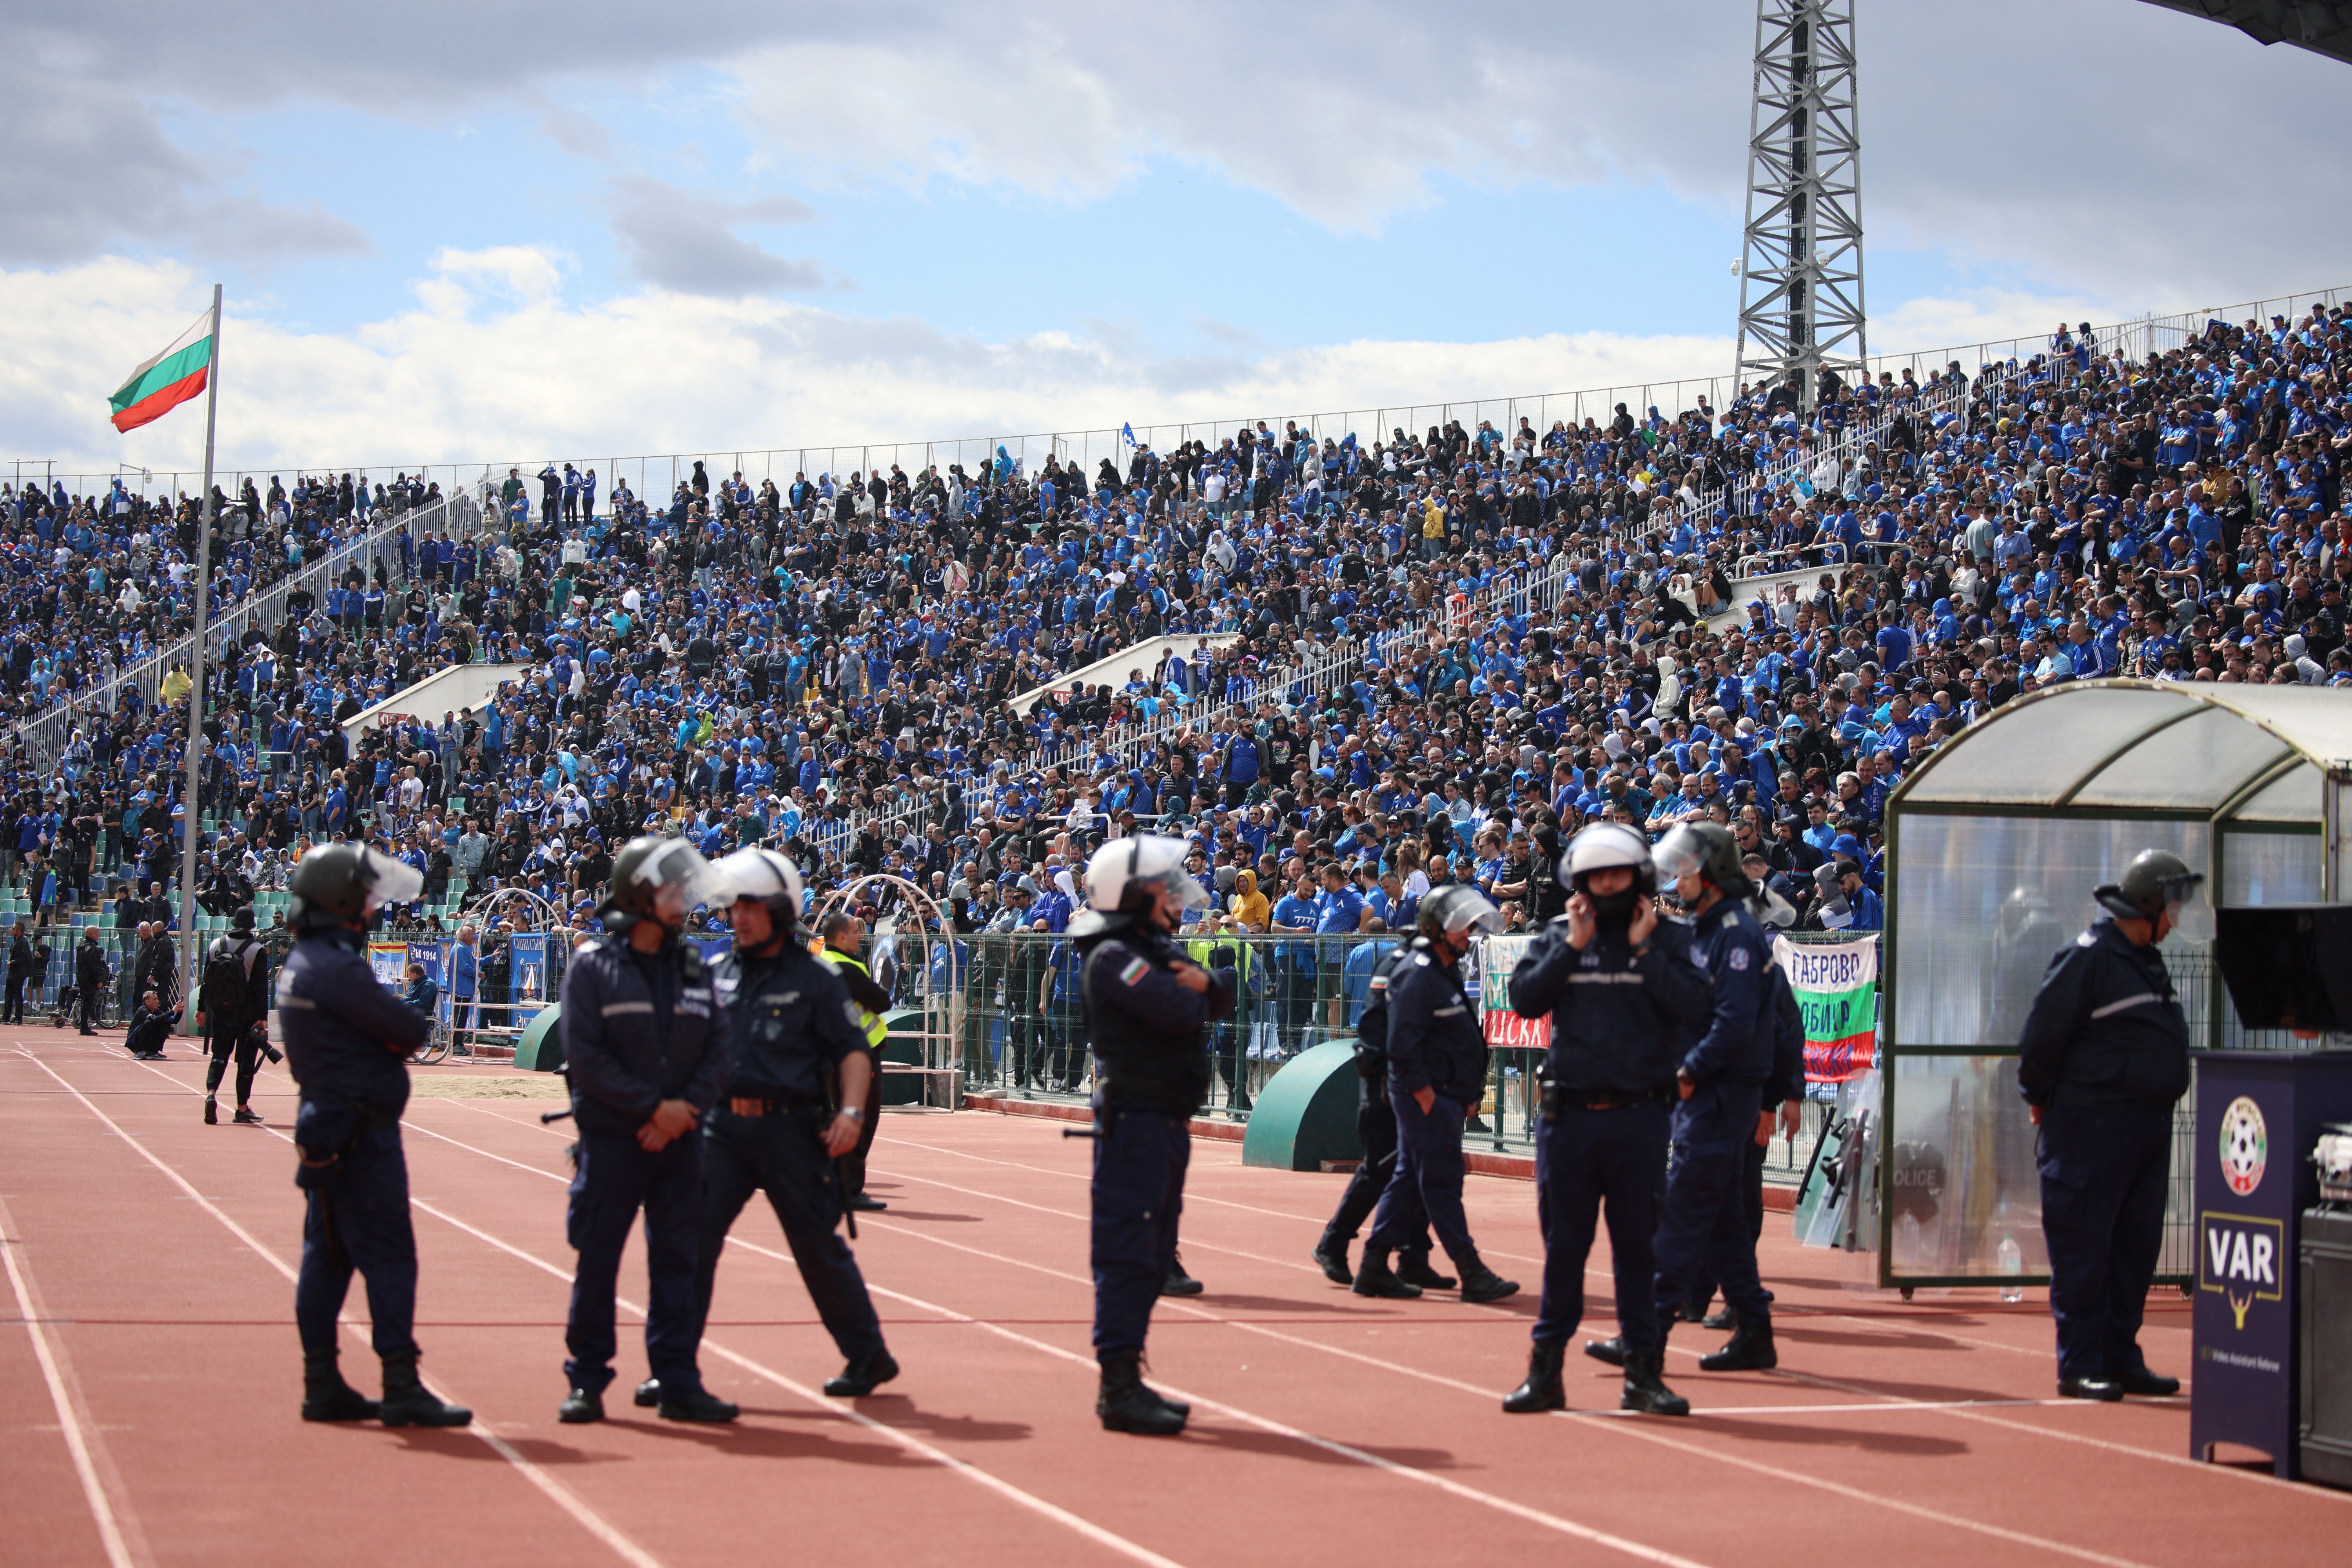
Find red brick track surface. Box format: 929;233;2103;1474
5;1029;2345;1568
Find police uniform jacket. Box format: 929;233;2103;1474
1383;940;1487;1102
713;943;868;1104
1508;916;1709;1096
1078;925;1236;1117
1763;958;1805;1109
2016;917;2191;1118
279;926;432;1117
1678;899;1775;1089
561;933;730;1137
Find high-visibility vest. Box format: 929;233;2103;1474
822;948;889;1051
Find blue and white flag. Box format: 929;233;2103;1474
1121;422;1138;449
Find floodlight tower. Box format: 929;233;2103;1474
1731;0;1867;416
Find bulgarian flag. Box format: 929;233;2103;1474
1773;934;1879;1086
109;307;217;434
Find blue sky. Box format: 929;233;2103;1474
7;1;2350;479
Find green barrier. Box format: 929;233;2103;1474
514;1004;564;1072
878;1008;926;1107
1240;1039;1365;1172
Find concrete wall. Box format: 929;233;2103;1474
341;662;535;744
1006;632;1242;716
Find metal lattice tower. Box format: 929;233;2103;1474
1732;0;1867;414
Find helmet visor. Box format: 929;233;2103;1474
1439;887;1507;936
1652;827;1705;885
637;839;726;920
2161;872;2212;943
359;848;425;912
1147;868;1212;912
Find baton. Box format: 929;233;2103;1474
1061;1125;1100;1139
540;1108;573;1124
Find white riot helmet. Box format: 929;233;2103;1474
712;846;805;924
1417;884;1506;942
1074;835;1209;934
1563;822;1654;894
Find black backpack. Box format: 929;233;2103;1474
1351;944;1415;1081
203;938;254;1027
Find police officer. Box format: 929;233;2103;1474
1503;823;1709;1415
689;848;898;1403
818;911;891;1213
558;836;736;1424
2018;848;2198;1401
1312;936;1453;1298
1640;822;1780;1375
1361;886;1520;1305
1072;835;1235;1436
278;842;469;1427
197;907;271;1126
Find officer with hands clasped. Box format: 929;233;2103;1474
558;836;737;1425
1072;836;1236;1436
689;847;899;1403
1638;823;1782;1376
2018;848;2200;1402
278;842;470;1428
1362;886;1521;1305
1503;822;1710;1415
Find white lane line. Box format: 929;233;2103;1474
406;1196;1191;1568
18;1048;668;1568
0;1196;138;1568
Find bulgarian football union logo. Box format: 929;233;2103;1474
2218;1096;2267;1197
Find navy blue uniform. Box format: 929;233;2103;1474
1693;951;1806;1320
1078;926;1235;1362
1368;943;1488;1265
279;928;433;1357
1511;915;1710;1350
1651;898;1777;1338
2017;918;2190;1383
698;944;887;1365
1318;946;1435;1262
560;935;730;1397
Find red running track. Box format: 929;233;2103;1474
3;1028;2344;1568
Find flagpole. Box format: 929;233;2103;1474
177;283;222;1025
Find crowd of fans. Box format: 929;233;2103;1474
0;302;2345;1062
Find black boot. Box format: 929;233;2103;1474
1162;1250;1203;1297
558;1387;604;1424
1096;1353;1186;1436
301;1350;380;1422
1622;1347;1690;1416
658;1385;740;1423
1456;1251;1520;1304
1700;1307;1738;1331
633;1378;662;1408
824;1348;901;1397
1311;1240;1354;1285
1502;1342;1566;1413
378;1351;472;1427
1581;1335;1626;1368
1699;1319;1777;1372
1351;1248;1422;1299
1397;1249;1457;1291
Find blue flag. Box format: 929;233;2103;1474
1121;422;1137;449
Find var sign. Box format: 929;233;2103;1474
2198;1212;2286;1330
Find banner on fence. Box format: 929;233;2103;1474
368;942;408;988
1774;935;1878;1084
1476;933;1548;1052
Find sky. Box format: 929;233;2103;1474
5;1;2350;488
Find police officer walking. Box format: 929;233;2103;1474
557;836;737;1424
1071;836;1235;1436
197;906;272;1126
1361;887;1519;1305
2018;848;2199;1401
278;843;469;1427
691;848;899;1402
1640;823;1780;1376
1503;824;1708;1414
1312;938;1454;1298
818;911;891;1213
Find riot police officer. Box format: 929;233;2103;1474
1311;937;1452;1299
2018;848;2199;1401
1641;823;1780;1375
558;836;736;1424
1361;886;1519;1304
1504;823;1709;1415
279;843;469;1427
689;848;898;1402
1072;836;1235;1436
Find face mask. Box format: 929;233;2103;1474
1586;886;1641;924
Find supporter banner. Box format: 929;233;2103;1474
1775;935;1878;1084
407;941;446;987
367;941;408;987
1476;933;1547;1052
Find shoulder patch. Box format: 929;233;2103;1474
1412;953;1432;967
1118;956;1151;985
1728;947;1751;971
1690;947;1710;969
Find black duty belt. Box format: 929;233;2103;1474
724;1094;821;1117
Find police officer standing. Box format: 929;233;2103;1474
691;848;899;1401
1503;824;1709;1415
1361;887;1519;1305
278;843;469;1427
197;907;271;1126
1642;823;1780;1375
557;836;737;1424
1071;836;1235;1436
2018;848;2199;1401
1312;938;1454;1298
818;911;891;1213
